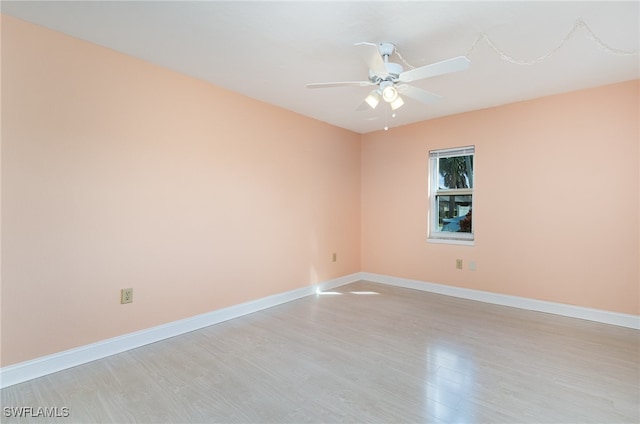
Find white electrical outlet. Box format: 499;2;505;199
455;259;463;270
121;288;133;304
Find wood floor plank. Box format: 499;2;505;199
2;280;638;423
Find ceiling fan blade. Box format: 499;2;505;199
398;56;470;83
306;81;375;89
397;84;442;105
355;42;388;78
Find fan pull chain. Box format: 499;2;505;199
466;19;639;65
384;106;389;131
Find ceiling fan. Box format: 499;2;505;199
306;42;470;111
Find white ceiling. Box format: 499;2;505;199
2;1;639;134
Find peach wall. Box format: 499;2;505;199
362;80;639;315
2;14;638;370
1;15;361;366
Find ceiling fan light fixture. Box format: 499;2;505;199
390;96;404;110
365;91;381;109
381;85;398;102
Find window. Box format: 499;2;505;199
429;146;474;243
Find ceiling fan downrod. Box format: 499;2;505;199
377;43;403;78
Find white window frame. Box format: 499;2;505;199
428;146;475;244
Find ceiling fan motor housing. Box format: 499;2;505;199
385;62;403;78
368;61;403;82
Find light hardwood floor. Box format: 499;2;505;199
2;281;639;423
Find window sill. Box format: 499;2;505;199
427;238;475;246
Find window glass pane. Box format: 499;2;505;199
438;155;473;189
436;195;472;233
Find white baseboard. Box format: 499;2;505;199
359;272;640;330
0;273;359;389
3;271;638;388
